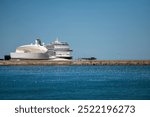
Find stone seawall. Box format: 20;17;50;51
0;60;150;66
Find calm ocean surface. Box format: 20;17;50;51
0;65;150;100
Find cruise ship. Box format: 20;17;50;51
10;38;73;60
10;39;49;60
46;38;73;60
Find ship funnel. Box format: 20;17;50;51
35;39;42;45
54;37;60;44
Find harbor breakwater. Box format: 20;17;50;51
0;60;150;66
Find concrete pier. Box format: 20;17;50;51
0;60;150;66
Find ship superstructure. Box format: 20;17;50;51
10;38;73;60
46;38;72;60
10;39;49;60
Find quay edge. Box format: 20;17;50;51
0;60;150;66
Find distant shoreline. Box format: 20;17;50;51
0;60;150;66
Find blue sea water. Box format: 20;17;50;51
0;65;150;100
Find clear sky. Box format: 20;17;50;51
0;0;150;59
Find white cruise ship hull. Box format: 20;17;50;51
10;52;49;60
